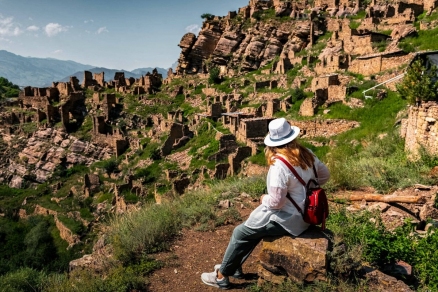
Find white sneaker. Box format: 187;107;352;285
201;270;230;289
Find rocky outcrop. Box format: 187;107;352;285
2;128;113;187
176;11;311;75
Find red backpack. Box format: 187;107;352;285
275;156;329;230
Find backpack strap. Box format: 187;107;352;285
275;156;306;186
286;193;304;216
275;156;319;186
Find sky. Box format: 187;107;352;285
0;0;249;71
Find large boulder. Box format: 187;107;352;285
258;228;329;285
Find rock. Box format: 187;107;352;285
383;260;412;279
53;135;63;145
363;267;414;292
258;228;329;284
35;169;50;183
70;140;87;153
413;184;432;190
419;202;438;221
367;202;390;213
60;139;71;148
35;128;53;139
9;175;23;188
219;200;231;209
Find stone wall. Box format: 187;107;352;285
94;72;105;87
349;51;411;76
299;98;315;117
228;146;252;176
162;123;192;156
293;119;360;138
401;102;438;157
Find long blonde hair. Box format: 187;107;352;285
265;140;315;169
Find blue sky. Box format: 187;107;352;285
0;0;248;70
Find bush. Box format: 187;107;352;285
290;88;306;103
208;66;221;84
397;59;438;104
94;157;119;174
0;268;47;292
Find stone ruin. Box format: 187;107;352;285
136;68;163;94
9;77;86;131
401;101;438;158
82;71;106;88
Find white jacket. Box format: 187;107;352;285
244;152;330;236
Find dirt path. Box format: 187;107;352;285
148;201;261;292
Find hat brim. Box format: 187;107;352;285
264;125;300;147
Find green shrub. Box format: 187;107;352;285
94;157;119;174
290;88;306;103
208;67;221;84
0;268;47;292
397;59;438;104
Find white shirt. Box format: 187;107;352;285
244;152;330;236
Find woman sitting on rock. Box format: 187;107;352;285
201;117;330;289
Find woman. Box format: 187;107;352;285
201;118;330;289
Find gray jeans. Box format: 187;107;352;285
219;221;289;277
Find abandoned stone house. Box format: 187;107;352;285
311;74;346;102
83;71;105;88
237;117;272;142
315;54;349;75
349;50;412;76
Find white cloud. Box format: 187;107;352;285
52;49;62;54
185;24;201;34
26;25;39;32
44;23;68;37
0;36;11;43
84;19;94;24
96;26;108;34
0;15;23;37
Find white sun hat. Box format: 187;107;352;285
264;118;300;147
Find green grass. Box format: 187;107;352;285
399;25;438;52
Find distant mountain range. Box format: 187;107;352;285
0;50;170;87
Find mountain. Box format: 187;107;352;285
131;67;168;77
0;50;94;87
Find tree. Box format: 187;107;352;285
201;13;213;20
208;67;221;85
397;59;438;105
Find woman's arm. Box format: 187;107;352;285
261;163;288;209
315;159;330;185
261;186;288;209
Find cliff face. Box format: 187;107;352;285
175;0;436;76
